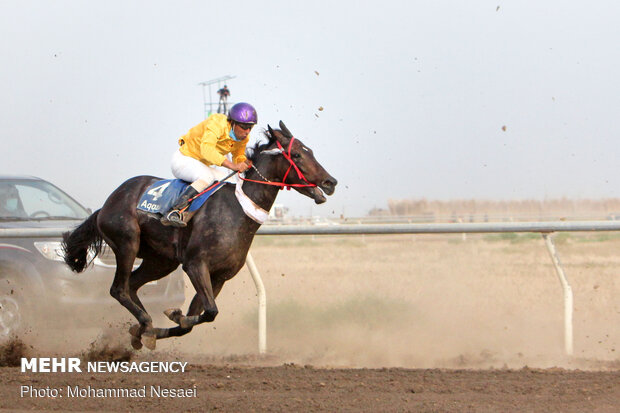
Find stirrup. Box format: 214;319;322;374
160;210;186;227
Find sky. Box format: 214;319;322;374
1;1;619;217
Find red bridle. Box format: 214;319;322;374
239;137;317;190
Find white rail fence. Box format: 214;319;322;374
3;220;620;355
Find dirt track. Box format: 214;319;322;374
1;234;620;411
2;365;620;412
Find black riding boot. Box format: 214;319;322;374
160;186;199;227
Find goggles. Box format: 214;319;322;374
236;122;254;131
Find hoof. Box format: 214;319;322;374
128;324;142;338
130;335;143;350
164;308;183;324
180;316;193;329
142;332;156;351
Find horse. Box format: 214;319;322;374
62;121;337;350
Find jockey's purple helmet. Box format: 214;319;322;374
229;102;258;124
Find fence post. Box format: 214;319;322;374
542;233;574;356
245;252;267;354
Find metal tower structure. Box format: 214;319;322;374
198;75;236;119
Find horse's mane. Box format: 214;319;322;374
246;129;277;164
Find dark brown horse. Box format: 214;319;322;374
62;121;337;350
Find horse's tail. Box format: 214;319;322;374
62;209;104;273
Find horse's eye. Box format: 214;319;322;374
292;153;301;159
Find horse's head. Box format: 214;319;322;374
262;121;337;204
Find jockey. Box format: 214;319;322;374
160;102;257;227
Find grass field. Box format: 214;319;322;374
161;232;620;369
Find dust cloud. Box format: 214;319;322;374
3;234;619;370
0;338;30;367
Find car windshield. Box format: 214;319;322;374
0;179;89;220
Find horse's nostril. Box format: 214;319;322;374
321;178;337;194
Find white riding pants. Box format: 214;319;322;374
171;149;230;186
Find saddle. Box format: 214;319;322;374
137;179;228;216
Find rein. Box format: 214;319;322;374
179;169;238;213
239;137;317;190
180;136;315;214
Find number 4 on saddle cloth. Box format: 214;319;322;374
137;179;228;216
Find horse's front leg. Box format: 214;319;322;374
159;273;223;338
164;261;222;330
184;259;219;326
164;292;197;324
156;294;202;339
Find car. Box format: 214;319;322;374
0;175;186;339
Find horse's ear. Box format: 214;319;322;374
279;121;293;139
268;122;291;146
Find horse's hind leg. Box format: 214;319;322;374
103;230;157;347
126;257;179;349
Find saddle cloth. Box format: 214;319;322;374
137;179;228;214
